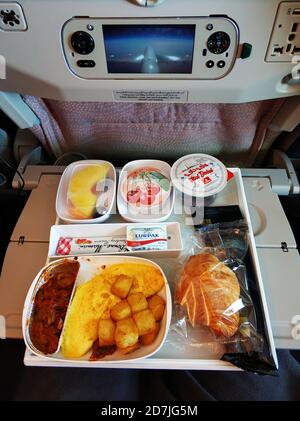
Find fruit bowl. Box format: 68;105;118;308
56;160;116;224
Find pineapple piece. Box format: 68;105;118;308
67;164;110;218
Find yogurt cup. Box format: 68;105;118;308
171;154;228;208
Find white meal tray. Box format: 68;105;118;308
24;168;278;370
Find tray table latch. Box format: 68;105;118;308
18;236;25;245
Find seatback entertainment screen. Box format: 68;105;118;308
103;24;196;74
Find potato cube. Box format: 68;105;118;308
115;318;139;349
148;295;165;321
127;293;148;313
101;308;112;320
98;318;116;347
120;342;140;355
110;300;131;321
101;295;121;319
139;322;160;346
111;275;133;299
133;309;156;336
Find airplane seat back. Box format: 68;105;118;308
22;95;285;167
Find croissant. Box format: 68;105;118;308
175;253;240;337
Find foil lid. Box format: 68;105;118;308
171;154;228;198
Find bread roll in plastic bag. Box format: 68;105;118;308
173;220;278;375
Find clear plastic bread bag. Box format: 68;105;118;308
170;220;278;375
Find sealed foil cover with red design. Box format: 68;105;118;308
171;154;230;198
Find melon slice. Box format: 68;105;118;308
67;164;110;218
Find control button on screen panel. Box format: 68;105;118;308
207;31;231;54
206;60;214;68
77;60;96;67
71;31;95;55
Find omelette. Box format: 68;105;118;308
61;263;164;358
101;263;164;298
61;274;120;358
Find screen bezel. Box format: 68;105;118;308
63;17;239;80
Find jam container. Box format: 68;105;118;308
171;154;228;208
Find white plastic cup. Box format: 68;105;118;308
171;154;228;212
119;160;172;217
